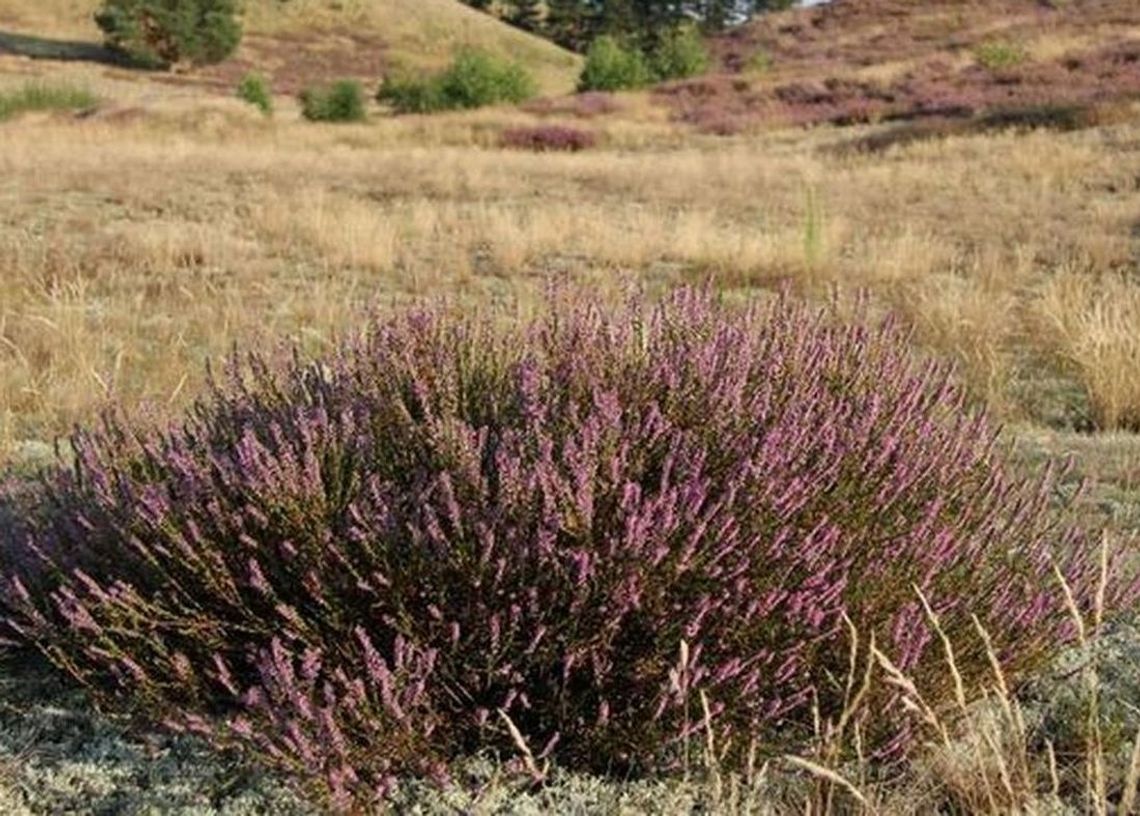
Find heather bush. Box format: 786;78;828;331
659;40;1140;134
578;36;651;92
94;0;241;68
500;125;597;152
236;72;273;116
300;80;365;123
2;290;1135;811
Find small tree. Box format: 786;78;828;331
438;49;536;108
94;0;242;68
544;0;598;51
578;35;650;92
651;24;710;81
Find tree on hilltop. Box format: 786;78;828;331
95;0;242;68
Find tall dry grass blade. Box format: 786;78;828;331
1052;557;1089;647
783;755;876;814
978;721;1017;805
915;585;967;712
872;645;951;748
834;616;875;746
971;614;1031;787
1121;727;1140;816
1046;740;1060;800
1052;551;1107;816
1094;531;1109;638
497;708;547;782
671;639;693;779
699;689;724;804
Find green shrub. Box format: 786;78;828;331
94;0;241;68
578;35;651;92
974;39;1029;71
376;71;448;114
378;50;536;114
650;24;710;81
300;80;366;123
236;72;273;116
438;48;536;108
0;81;97;121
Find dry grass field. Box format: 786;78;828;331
0;0;1139;812
1;98;1138;467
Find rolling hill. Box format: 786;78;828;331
0;0;583;94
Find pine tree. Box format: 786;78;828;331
94;0;241;67
508;0;544;33
545;0;599;51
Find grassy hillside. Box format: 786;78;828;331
0;0;582;94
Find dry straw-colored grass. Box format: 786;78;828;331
0;93;1138;465
659;537;1140;816
1036;271;1140;432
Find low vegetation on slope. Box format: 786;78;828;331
0;0;582;94
662;0;1140;133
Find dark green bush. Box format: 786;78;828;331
236;72;273;116
94;0;241;68
376;71;448;114
578;36;651;92
378;50;536;114
300;80;366;123
651;25;710;81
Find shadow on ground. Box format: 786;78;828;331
0;30;132;67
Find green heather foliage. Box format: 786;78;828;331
237;72;273;116
974;39;1029;71
0;82;96;121
300;80;366;123
2;290;1136;812
578;36;651;91
745;48;774;75
94;0;241;68
379;50;536;114
650;25;710;81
